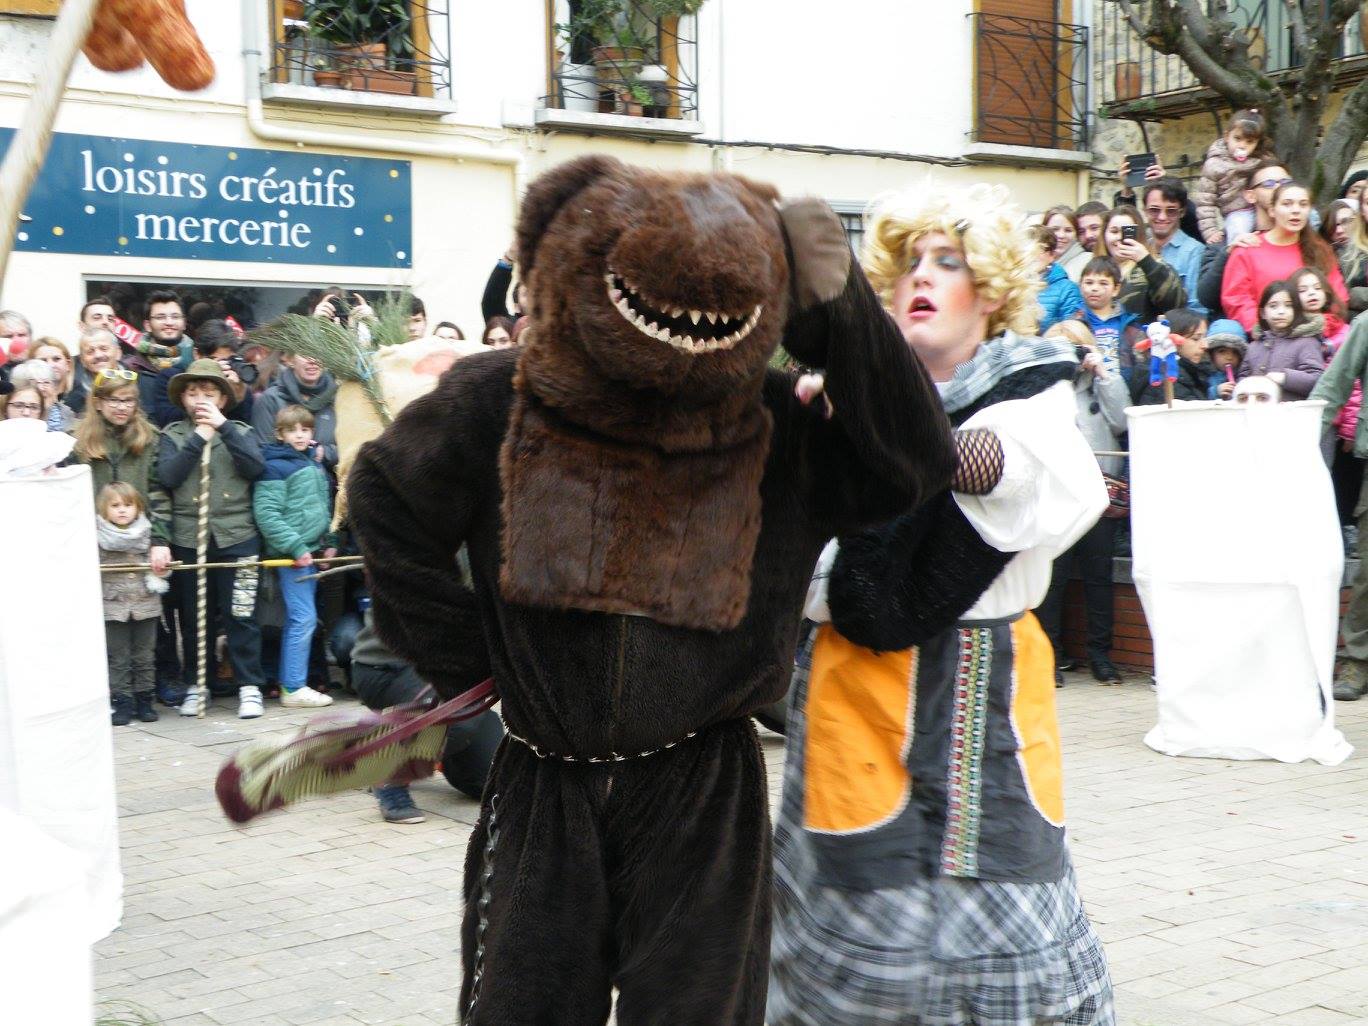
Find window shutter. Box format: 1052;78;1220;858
975;0;1063;148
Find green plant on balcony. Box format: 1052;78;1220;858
305;0;418;94
305;0;415;65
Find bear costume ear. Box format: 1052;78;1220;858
515;155;624;282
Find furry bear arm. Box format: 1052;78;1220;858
769;259;957;532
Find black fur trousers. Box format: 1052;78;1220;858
458;718;771;1025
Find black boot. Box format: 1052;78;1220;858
134;692;160;723
111;694;134;726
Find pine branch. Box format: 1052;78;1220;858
249;315;392;425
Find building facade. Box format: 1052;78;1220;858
0;0;1094;338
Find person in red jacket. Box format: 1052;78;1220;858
1222;182;1347;331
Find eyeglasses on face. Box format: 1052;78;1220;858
1255;177;1294;190
148;313;184;323
101;397;138;408
93;368;138;388
1144;206;1181;218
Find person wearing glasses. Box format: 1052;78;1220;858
1198;159;1296;318
127;290;190;412
1221;180;1347;333
1141;178;1207;317
73;366;179;704
8;358;75;432
1;384;46;421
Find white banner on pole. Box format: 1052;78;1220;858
1127;400;1351;765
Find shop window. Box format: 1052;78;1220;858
269;0;451;100
546;0;698;120
0;1;61;15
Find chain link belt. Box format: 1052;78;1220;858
504;727;701;763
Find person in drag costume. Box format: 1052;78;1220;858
346;156;958;1024
769;183;1115;1026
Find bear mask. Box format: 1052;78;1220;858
499;156;793;632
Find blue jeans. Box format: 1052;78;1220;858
277;564;319;691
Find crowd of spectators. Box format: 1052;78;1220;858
9;139;1368;749
0;259;525;820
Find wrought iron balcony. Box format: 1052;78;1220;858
545;0;698;120
1099;0;1368;118
267;0;452;100
969;13;1090;151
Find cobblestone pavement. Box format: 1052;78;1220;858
96;675;1368;1026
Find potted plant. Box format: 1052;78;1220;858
310;55;342;89
305;0;417;94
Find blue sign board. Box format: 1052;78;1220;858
0;129;412;268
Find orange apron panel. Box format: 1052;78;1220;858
803;624;916;834
1010;613;1065;827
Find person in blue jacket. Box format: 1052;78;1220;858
1031;224;1085;334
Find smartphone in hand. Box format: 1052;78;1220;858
1124;153;1157;188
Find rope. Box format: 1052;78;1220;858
99;555;364;573
195;439;211;719
0;0;102;286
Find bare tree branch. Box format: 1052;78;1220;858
1316;72;1368;192
1284;0;1311;56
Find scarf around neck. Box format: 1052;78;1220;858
936;331;1078;415
98;513;151;553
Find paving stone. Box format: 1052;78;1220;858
94;683;1368;1025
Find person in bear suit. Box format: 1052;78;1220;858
347;156;957;1024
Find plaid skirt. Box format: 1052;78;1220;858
768;628;1114;1026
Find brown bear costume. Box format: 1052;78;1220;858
348;156;955;1024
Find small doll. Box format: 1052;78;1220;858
1136;318;1178;387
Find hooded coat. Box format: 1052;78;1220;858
1038;262;1084;333
1192;137;1257;245
1239;316;1328;399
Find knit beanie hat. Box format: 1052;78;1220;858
1341;169;1368;198
1205;318;1248;357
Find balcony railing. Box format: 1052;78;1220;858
545;0;698;120
1099;0;1368;115
970;13;1090;151
267;0;451;100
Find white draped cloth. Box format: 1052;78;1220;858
1128;400;1351;766
0;466;123;940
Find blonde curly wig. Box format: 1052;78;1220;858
862;182;1043;339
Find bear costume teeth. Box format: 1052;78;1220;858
604;272;762;354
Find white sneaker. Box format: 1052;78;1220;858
279;685;334;709
178;692;203;717
238;685;264;719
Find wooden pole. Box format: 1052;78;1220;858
0;0;102;288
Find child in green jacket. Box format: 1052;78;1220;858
157;359;267;718
254;404;336;709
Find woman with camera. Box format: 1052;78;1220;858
1094;206;1187;324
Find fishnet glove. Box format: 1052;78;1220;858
950;429;1004;495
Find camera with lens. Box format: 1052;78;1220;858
224;354;258;385
327;293;351;322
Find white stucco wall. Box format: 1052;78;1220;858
0;0;1081;342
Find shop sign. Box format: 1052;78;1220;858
0;129;412;268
